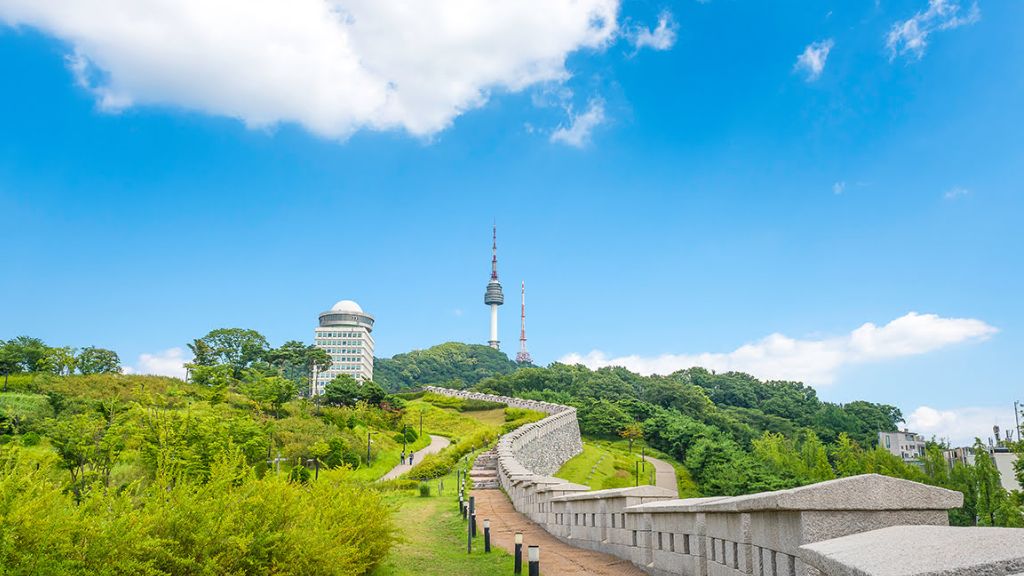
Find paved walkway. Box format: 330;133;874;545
471;489;648;576
644;454;678;494
380;434;450;481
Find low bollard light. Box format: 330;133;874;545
514;532;523;575
484;519;491;552
528;545;540;576
471;513;477;538
462;501;468;520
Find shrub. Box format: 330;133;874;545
419;483;431;497
405;428;498;480
0;447;398;575
461;399;505;412
20;432;41;446
504;407;530;422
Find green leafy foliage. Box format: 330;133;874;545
0;447;397;575
373;342;519;391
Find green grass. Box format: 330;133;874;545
556;441;654;490
555;439;700;496
371;453;514;576
401;401;497;439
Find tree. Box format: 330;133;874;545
620;422;644;453
38;346;77;376
240;373;297;417
323;375;387;407
77;346;122;374
266;340;332;396
973;439;1016;526
187;328;270;377
832;433;865;477
0;336;50;373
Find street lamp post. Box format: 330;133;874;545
367;431;376;464
1011;399;1019;444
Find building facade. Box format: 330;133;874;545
878;429;926;463
313;299;374;395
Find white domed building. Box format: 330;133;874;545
313;299;375;395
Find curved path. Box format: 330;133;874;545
380;434;450;481
471;489;648;576
645;454;678;494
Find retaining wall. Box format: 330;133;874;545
426;386;1023;576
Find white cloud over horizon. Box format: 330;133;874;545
559;312;997;386
794;39;834;82
125;347;191;379
629;11;677;53
0;0;619;139
551;100;606;148
887;0;979;61
908;405;1018;447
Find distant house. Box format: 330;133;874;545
943;445;1021;493
878;429;926;463
991;447;1021;492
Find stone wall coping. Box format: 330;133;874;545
624;496;730;513
550;485;677;502
799;525;1024;576
696;474;963;512
514;475;567;486
537;482;591;493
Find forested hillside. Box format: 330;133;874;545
374;342;520;391
472;364;1024;526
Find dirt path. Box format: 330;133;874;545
381;435;451;481
644;454;678;494
470;490;648;576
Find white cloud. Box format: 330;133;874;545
128;347;191;379
560;312;997;385
0;0;619;139
630;11;677;52
944;186;970;200
833;181;846;195
887;0;980;61
794;39;834;81
551;100;606;147
908;405;1018;447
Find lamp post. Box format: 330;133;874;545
367;431;377;464
514;532;523;574
420;408;424;437
528;545;540;576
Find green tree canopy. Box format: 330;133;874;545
187;328;270;377
76;346;121;375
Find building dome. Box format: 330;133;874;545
331;300;363;313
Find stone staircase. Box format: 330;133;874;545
470;450;499;489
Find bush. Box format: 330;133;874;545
504;407;530;422
461;399;505;412
419;483;431;497
0;446;398;576
20;432;40;446
405;429;498;480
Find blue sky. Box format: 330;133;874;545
1;0;1021;443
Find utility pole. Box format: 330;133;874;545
1011;399;1019;444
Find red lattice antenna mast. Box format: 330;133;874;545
516;281;532;364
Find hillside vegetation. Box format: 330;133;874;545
374;342;520;391
0;372;418;575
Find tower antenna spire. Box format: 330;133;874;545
491;223;498;280
516;281;532;364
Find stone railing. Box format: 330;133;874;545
425;387;1024;575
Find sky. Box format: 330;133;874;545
1;0;1021;445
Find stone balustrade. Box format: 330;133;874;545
425;386;1024;576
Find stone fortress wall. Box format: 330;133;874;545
425;386;1024;576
